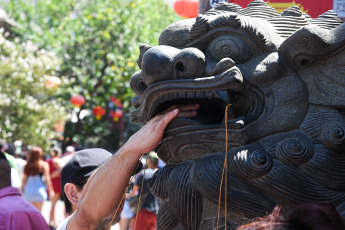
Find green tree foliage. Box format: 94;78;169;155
0;30;67;150
5;0;179;151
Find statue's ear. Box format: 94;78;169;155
280;23;345;107
280;23;345;69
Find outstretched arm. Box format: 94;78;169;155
68;105;199;230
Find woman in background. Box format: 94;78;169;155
47;147;63;228
22;146;54;212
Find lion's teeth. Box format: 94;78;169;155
226;118;245;129
215;90;230;104
236;120;244;127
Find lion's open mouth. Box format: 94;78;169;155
130;67;264;131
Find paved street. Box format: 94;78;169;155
41;200;120;229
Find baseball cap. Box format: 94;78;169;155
61;148;112;199
61;148;144;199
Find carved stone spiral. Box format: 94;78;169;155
239;0;279;19
321;124;345;152
311;10;343;30
214;2;242;12
230;148;272;179
188;15;209;42
276;137;314;165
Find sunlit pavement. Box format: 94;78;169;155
42;200;120;229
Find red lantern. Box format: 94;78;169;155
70;95;86;109
45;76;61;88
173;0;199;18
111;109;123;122
110;96;123;108
92;106;106;120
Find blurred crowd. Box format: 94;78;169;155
0;140;164;230
0;141;75;229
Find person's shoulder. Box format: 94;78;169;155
52;157;61;164
0;188;41;213
4;153;15;160
4;153;17;168
145;168;157;176
40;160;50;171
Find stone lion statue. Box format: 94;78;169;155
129;0;345;229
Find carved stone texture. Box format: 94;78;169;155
129;0;345;228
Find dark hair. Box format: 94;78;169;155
238;202;345;230
63;177;89;215
0;153;11;189
285;202;345;230
24;147;43;175
51;147;62;157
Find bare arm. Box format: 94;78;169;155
43;161;55;198
21;173;27;194
68;105;198;230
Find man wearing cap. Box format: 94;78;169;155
59;148;116;229
0;152;49;230
57;105;199;230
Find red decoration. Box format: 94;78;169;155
111;109;123;122
110;96;123;108
92;106;106;120
228;0;333;18
70;95;86;109
45;76;61;88
173;0;199;18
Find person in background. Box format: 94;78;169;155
0;152;49;230
57;105;199;230
22;146;55;212
0;141;21;188
47;147;63;228
57;148;117;230
132;151;160;230
119;194;134;230
14;151;26;183
60;146;75;167
13;140;26;182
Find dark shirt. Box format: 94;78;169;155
135;168;160;214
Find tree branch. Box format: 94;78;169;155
91;52;108;97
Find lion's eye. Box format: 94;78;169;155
206;35;252;64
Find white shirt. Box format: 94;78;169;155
56;214;72;230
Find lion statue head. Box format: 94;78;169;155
129;1;345;229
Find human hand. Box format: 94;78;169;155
124;104;199;155
165;104;200;118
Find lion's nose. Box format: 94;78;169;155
140;46;206;86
